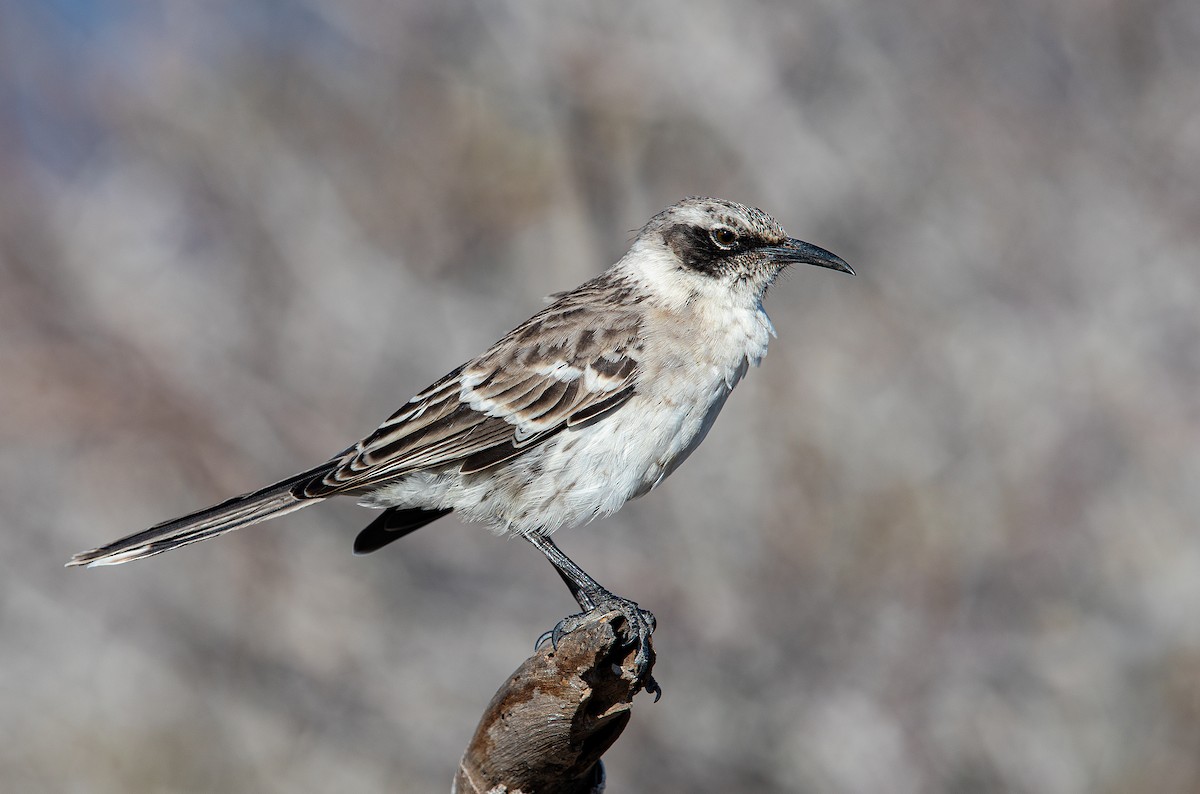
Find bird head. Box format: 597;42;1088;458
630;197;852;308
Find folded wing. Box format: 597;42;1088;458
303;282;644;497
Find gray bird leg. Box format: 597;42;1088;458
524;532;660;698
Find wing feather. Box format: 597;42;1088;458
520;378;571;421
304;271;645;497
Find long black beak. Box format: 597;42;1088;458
766;238;854;275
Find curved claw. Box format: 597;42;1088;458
552;619;572;650
644;675;662;702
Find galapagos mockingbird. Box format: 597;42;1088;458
69;197;852;676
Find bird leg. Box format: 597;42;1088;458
524;532;659;697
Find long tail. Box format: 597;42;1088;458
67;464;335;568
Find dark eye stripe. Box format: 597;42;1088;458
662;222;764;275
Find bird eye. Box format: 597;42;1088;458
710;227;738;248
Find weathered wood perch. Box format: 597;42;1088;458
453;609;657;794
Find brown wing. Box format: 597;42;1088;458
301;274;644;497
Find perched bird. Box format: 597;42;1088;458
69;197;852;679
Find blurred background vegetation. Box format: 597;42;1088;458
3;1;1199;791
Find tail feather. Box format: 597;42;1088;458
67;465;333;568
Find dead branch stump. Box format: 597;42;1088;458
453;610;657;794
